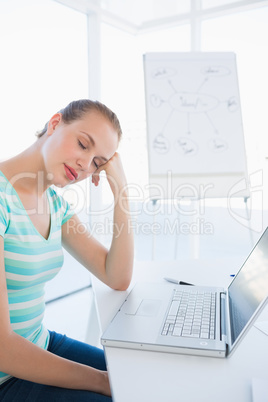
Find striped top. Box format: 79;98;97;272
0;171;74;385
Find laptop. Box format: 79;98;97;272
101;227;268;358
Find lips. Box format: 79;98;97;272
64;164;78;181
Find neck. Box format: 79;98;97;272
0;138;53;196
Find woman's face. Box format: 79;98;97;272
41;110;119;187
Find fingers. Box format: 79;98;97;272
92;171;100;186
91;152;125;190
91;158;109;186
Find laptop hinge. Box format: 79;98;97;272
220;292;227;341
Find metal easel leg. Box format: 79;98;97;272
244;196;255;248
189;199;200;259
152;199;158;261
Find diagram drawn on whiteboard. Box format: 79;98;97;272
144;53;247;176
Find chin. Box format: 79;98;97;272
50;174;69;188
54;180;71;188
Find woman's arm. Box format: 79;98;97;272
62;152;134;290
0;237;111;395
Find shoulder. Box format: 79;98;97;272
47;186;69;209
0;172;9;209
0;173;9;234
0;171;7;191
47;186;74;224
0;168;14;199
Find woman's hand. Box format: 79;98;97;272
100;371;112;397
90;151;134;290
92;152;127;197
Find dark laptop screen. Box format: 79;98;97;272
228;227;268;345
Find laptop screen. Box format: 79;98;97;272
228;227;268;346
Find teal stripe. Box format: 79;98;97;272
15;325;41;338
10;303;45;318
5;235;61;247
5;256;63;270
8;289;44;303
10;307;45;323
6;261;62;275
4;242;62;254
0;374;9;380
6;227;41;236
7;272;60;288
0;171;74;384
8;221;36;229
0;198;8;210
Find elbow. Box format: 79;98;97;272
109;269;133;291
106;257;134;291
116;263;134;291
0;331;14;371
111;278;131;291
114;283;130;292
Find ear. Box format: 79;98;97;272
46;113;62;136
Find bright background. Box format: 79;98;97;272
1;0;268;340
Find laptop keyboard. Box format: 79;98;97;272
161;289;216;339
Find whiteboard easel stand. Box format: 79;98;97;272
144;51;250;259
151;198;200;261
172;198;201;260
244;196;255;249
151;196;253;261
151;199;158;261
173;196;253;260
181;198;200;260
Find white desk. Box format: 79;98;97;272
91;259;268;402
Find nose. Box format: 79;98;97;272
77;153;95;174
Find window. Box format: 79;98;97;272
0;0;88;160
2;0;267;257
201;6;268;174
100;23;190;203
99;3;268;213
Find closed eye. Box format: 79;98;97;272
78;140;86;150
93;160;99;169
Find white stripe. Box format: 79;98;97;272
4;249;63;262
51;230;61;239
35;327;49;348
0;374;11;385
6;231;61;243
0;222;6;233
11;313;44;330
9;295;45;310
7;287;45;294
9;214;28;222
4;193;20;204
6;267;61;282
50;191;58;201
6;234;42;243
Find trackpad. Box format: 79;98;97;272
136;299;162;317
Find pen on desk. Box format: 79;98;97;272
164;277;194;286
180;280;194;286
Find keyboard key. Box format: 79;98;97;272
161;290;217;339
168;301;180;316
172;328;182;336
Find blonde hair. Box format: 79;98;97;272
36;99;122;140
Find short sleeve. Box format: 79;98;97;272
61;196;75;225
0;195;8;238
47;187;75;227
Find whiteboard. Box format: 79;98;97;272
143;52;249;198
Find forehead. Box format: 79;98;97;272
73;111;119;158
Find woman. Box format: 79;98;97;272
0;99;134;401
